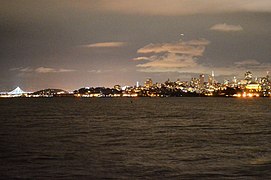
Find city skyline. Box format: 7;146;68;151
1;1;271;91
1;69;270;97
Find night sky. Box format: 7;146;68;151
1;0;271;91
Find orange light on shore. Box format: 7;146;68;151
238;93;260;98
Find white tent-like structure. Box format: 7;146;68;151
8;87;26;95
0;87;31;97
2;87;30;97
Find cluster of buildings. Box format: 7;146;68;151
1;71;270;98
70;70;271;98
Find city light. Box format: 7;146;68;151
0;71;270;98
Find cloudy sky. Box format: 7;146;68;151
1;0;271;91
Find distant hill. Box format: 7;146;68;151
32;89;69;96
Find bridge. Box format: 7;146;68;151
0;87;30;97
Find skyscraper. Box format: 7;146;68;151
212;71;215;84
199;74;204;88
144;78;153;88
208;71;215;85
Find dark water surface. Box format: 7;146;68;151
0;97;270;179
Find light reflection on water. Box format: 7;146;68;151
0;97;270;179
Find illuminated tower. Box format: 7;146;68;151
212;71;215;84
136;81;139;88
208;71;215;85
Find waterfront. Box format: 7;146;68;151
0;98;270;179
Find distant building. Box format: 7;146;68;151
208;75;213;85
212;71;215;84
199;74;204;88
246;84;261;92
232;76;237;84
136;81;139;88
144;78;153;88
244;71;253;84
266;71;270;81
190;78;199;88
114;85;121;91
224;80;229;85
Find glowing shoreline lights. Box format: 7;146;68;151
233;82;263;98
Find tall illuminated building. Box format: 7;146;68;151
144;78;153;88
212;71;215;84
208;71;215;86
207;71;215;86
136;81;139;88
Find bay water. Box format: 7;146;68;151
0;97;270;179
